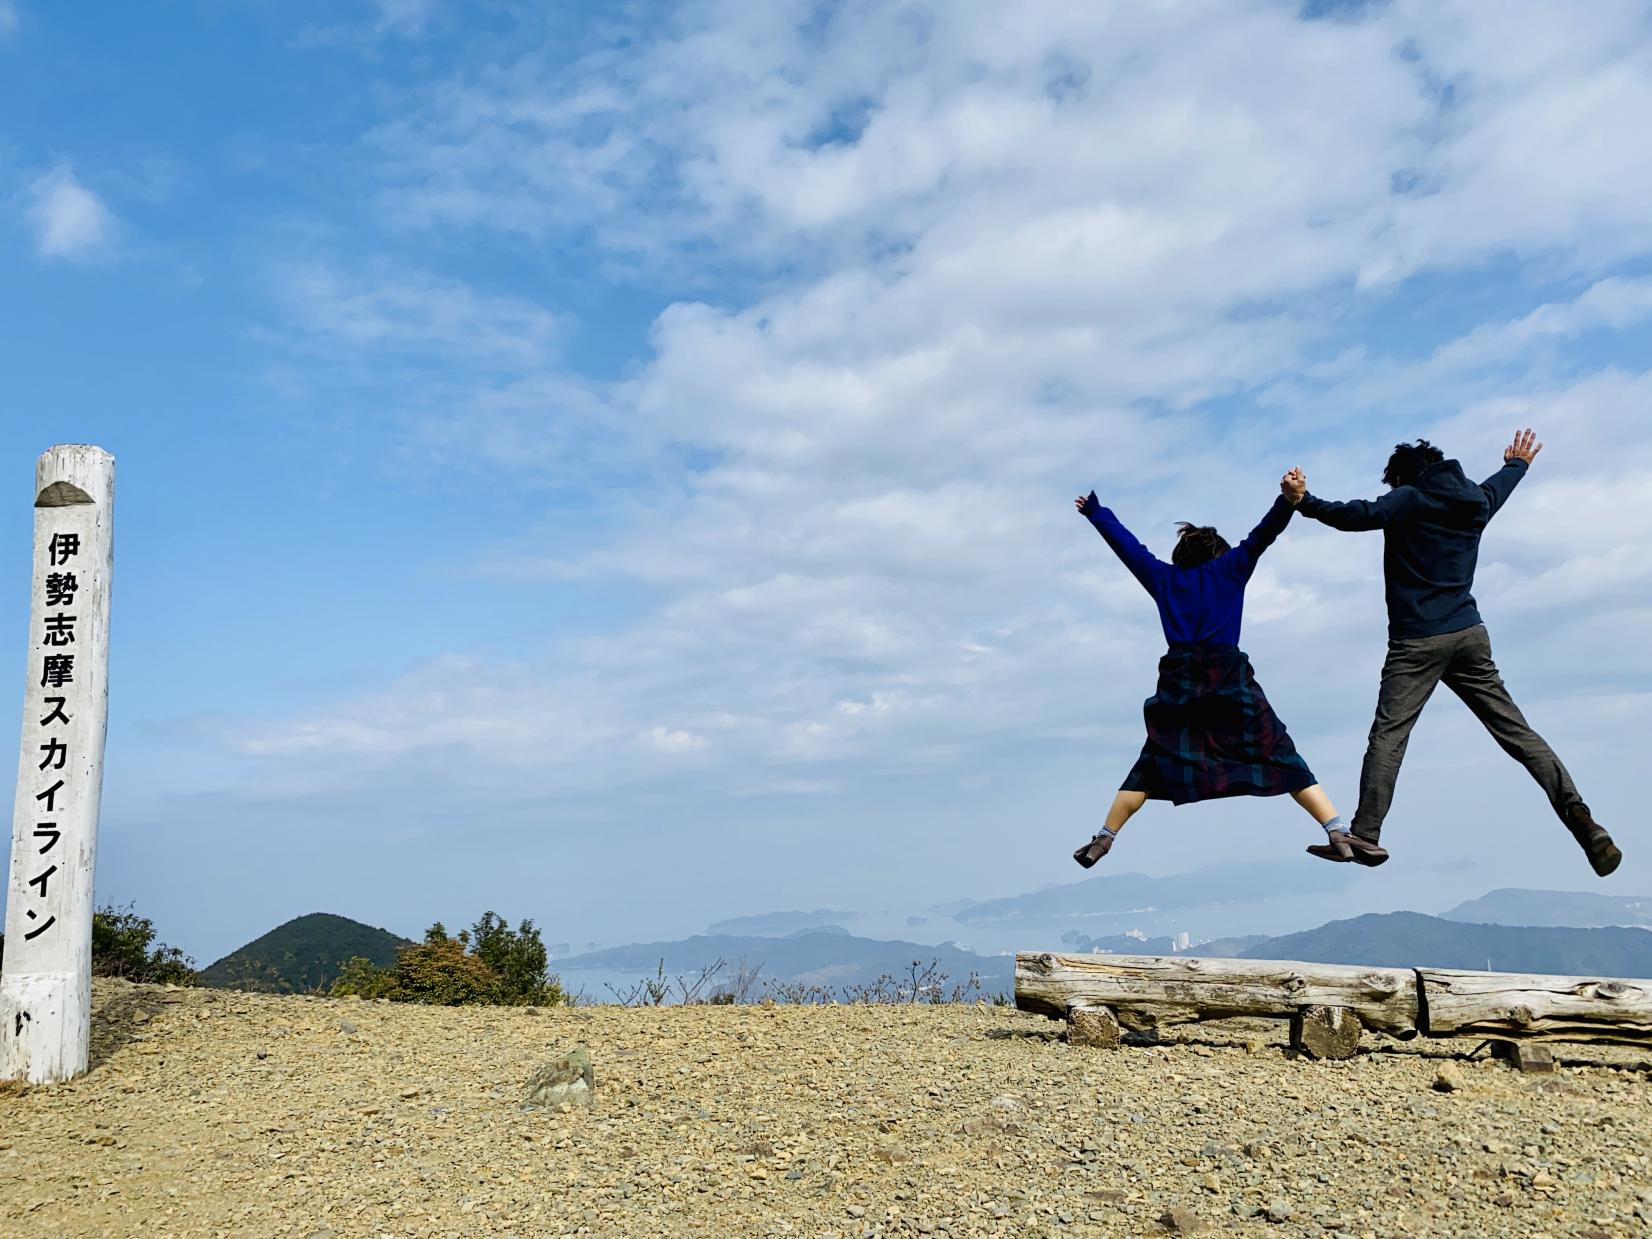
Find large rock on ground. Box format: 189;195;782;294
523;1046;595;1111
1156;1205;1209;1233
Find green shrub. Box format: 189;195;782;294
329;954;399;999
92;903;198;985
390;927;503;1005
325;915;563;1007
1;902;196;986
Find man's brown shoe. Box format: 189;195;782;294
1565;804;1621;877
1073;831;1115;869
1307;830;1389;867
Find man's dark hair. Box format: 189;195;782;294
1172;522;1231;568
1382;439;1445;489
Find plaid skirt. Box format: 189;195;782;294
1120;644;1316;806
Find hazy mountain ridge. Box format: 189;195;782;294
1440;888;1652;929
1246;911;1652;976
951;861;1353;925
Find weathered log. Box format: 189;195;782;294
1067;1003;1121;1049
1290;1006;1362;1060
1419;969;1652;1046
1016;953;1419;1037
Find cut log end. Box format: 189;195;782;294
1067;1003;1122;1049
1290;1006;1363;1060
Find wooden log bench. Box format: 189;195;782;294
1015;951;1418;1059
1016;952;1652;1061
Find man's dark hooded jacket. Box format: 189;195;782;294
1297;457;1527;640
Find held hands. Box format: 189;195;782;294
1505;427;1543;465
1280;468;1307;505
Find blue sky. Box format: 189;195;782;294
4;0;1652;964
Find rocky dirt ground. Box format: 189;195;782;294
0;979;1648;1238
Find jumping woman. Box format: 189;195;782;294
1072;488;1349;867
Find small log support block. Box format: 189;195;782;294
1067;1003;1121;1049
1290;1005;1363;1060
1489;1039;1556;1074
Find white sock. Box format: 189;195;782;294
1321;815;1346;835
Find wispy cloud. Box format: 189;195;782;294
0;1;21;39
369;0;438;36
291;0;444;50
219;1;1652;939
25;163;115;260
249;3;1652;779
282;261;564;370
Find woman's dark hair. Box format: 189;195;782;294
1382;439;1445;488
1172;522;1230;568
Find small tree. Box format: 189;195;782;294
468;911;562;1006
388;924;503;1005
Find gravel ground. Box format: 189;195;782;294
1;979;1648;1238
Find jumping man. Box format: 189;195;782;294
1283;429;1620;876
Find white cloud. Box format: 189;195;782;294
641;726;710;754
236;1;1652;923
0;1;20;38
282;262;563;369
369;0;437;35
290;0;441;48
25;164;115;259
373;1;1652;287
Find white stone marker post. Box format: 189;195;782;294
1;445;114;1084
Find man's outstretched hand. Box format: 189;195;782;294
1075;492;1096;515
1280;468;1307;505
1505;427;1543;465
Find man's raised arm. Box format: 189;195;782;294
1284;467;1415;532
1481;427;1541;519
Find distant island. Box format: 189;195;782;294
1441;888;1652;930
704;909;858;936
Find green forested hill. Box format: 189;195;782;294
200;913;411;994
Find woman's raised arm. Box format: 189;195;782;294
1077;491;1167;594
